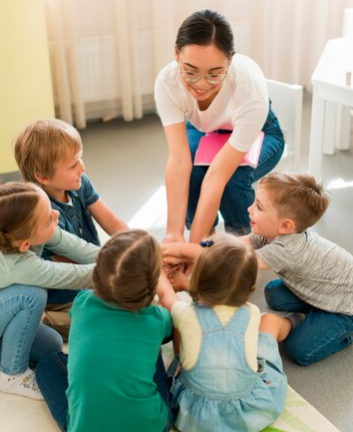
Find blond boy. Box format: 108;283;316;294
14;119;127;328
162;172;353;366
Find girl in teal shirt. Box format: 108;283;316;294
36;229;173;432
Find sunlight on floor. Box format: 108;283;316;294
128;185;167;230
326;178;353;190
127;185;225;233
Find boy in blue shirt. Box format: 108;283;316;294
14;119;128;334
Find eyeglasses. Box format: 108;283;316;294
179;63;228;85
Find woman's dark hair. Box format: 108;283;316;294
176;9;235;58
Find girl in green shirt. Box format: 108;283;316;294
36;229;173;432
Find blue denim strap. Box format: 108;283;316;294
194;304;223;333
224;305;251;335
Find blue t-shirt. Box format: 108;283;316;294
43;174;100;261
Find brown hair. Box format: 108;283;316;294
93;230;162;311
259;172;330;232
0;182;42;253
14;119;82;184
189;233;258;307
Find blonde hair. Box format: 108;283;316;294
259;172;330;232
0;182;42;253
93;230;162;311
189;233;258;307
14;119;82;184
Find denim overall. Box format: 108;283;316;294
171;305;287;432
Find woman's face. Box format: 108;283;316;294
176;44;230;104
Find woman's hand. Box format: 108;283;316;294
162;233;185;244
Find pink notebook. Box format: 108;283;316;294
194;131;264;168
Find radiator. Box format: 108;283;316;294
49;32;157;120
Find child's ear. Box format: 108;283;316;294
279;219;296;234
34;172;50;186
18;239;31;252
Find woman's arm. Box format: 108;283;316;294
190;143;245;243
89;198;128;235
164;122;192;243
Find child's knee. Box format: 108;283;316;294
260;313;278;328
38;324;64;353
283;339;314;366
264;282;277;307
17;286;48;310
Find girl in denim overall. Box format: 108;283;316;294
158;233;291;432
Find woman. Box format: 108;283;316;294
155;9;285;243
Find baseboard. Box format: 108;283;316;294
0;171;21;182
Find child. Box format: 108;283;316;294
158;233;289;432
14;119;128;330
36;229;173;432
245;172;353;365
164;172;353;366
0;182;99;400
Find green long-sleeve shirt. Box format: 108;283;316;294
0;227;99;290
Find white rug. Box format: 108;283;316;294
0;383;340;432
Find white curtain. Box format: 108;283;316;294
44;0;353;128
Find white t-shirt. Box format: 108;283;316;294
154;54;269;152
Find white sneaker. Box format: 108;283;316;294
0;368;43;400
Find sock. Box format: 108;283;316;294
0;368;43;401
284;312;305;329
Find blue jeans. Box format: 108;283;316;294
47;288;80;305
0;285;63;374
186;101;285;233
36;352;173;432
265;279;353;365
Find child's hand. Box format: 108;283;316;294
161;242;188;265
156;270;179;311
168;269;190;292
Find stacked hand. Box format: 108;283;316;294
161;240;193;291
